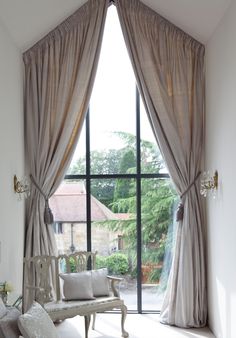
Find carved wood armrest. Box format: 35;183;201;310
107;275;123;297
25;285;46;306
25;285;44;291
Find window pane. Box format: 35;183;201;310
89;6;137;175
67;122;86;175
91;178;137;311
141;178;177;311
50;179;87;254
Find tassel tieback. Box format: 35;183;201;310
176;171;201;222
30;174;54;225
176;203;184;222
44;199;54;225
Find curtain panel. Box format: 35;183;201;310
116;0;206;327
23;0;108;310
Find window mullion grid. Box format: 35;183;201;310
65;173;169;180
64;93;170;313
85;110;92;254
136;86;142;314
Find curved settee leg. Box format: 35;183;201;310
84;314;91;338
120;304;129;337
92;312;96;330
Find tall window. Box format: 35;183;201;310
50;6;177;313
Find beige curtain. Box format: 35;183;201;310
116;0;206;327
23;0;108;310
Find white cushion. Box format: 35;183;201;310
91;268;110;297
59;271;95;300
0;297;7;318
18;301;59;338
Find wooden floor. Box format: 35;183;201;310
55;313;215;338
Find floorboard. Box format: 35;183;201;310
55;313;215;338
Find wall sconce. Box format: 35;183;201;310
13;175;30;199
200;170;218;198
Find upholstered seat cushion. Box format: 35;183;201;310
45;296;122;322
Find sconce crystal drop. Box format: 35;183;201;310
200;170;218;198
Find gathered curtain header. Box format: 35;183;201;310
115;0;204;51
23;0;204;64
23;0;109;64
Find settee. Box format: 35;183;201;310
23;251;129;338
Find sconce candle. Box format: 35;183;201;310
200;170;218;198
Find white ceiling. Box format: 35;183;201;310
0;0;232;51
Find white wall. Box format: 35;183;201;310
206;1;236;338
0;20;24;296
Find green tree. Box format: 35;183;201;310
68;149;122;175
69;132;178;266
68;149;124;207
110;178;177;261
103;134;177;267
113;150;136;212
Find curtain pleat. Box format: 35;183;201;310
116;0;206;327
23;0;108;311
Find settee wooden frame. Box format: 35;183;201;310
24;251;129;338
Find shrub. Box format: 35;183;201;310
96;253;129;275
106;253;129;275
67;253;129;276
149;267;162;283
95;255;107;269
69;258;74;272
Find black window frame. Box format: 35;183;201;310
65;87;169;313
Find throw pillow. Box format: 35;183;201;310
59;271;95;300
0;307;21;338
91;268;110;297
18;301;59;338
0;297;7;318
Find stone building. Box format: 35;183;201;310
50;181;126;255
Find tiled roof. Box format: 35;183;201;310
50;182;119;223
